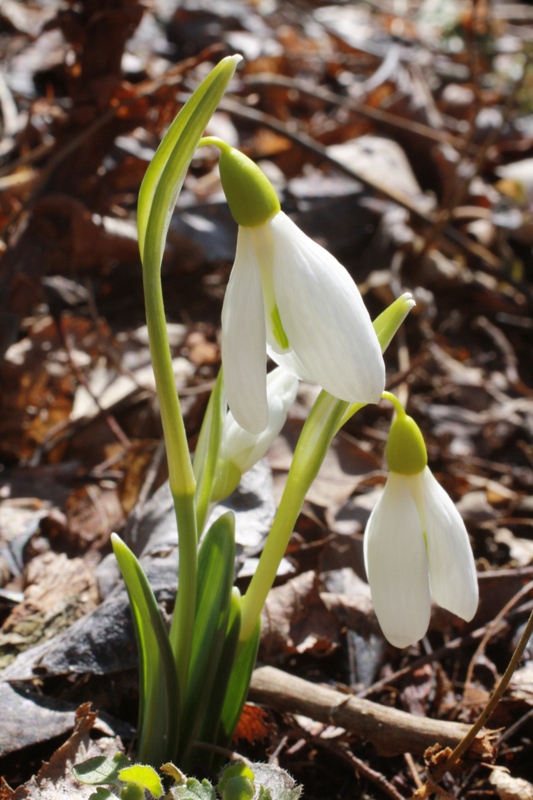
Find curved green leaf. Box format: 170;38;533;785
111;534;179;765
193;367;225;535
196;587;241;758
138;55;241;270
178;512;236;764
217;618;261;748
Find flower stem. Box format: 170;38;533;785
142;247;197;700
381;390;406;417
199;136;231;154
239;391;348;642
169;492;197;693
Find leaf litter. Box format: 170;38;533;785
0;0;533;797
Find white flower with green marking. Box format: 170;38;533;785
209;140;386;434
211;366;299;502
364;405;478;648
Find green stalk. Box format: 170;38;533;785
239;294;417;642
169;494;198;692
142;232;198;697
138;55;241;699
239;391;348;642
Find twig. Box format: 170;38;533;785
411;605;533;797
390;251;410;408
244;72;475;153
405;753;424;790
417;48;533;264
473;316;533;397
459;707;533;794
463;579;533;697
191;740;253;767
212;94;501;270
249;666;480;757
357;595;533;699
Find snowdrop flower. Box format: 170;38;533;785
211;366;299;502
202;138;385;434
364;395;478;648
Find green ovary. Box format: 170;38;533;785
271;304;290;350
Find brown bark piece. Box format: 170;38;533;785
249;665;489;757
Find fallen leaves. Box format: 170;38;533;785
0;704;124;799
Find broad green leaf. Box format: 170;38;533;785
250;764;302;800
138;55;241;271
197;587;241;753
178;512;236;764
217;619;261;748
193;367;225;534
111;534;179;765
119;765;163;798
73;754;130;785
170;777;216;800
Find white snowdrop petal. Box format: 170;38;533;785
266;346;314;383
269;213;385;405
364;473;431;648
221;228;268;434
421;468;479;622
222;413;258;463
227;367;299;473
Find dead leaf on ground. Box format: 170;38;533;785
0;703;123;799
0;551;98;669
490;768;533;800
261;571;340;658
233;703;271;744
269;420;381;507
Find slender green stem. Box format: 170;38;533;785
381;390;405;417
142;253;198;701
143;266;196;498
169;492;198;695
199;136;231;154
239;391;348;642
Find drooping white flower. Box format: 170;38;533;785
222;366;299;474
211;366;299;502
364;400;478;648
211;140;385;435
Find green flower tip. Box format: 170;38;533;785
217;144;280;227
386;413;428;475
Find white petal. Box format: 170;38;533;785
249;224;285;355
364;472;431;648
223;367;298;472
221;227;268;434
420;468;479;622
269;212;385;404
266;345;314;383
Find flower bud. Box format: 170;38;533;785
211;367;298;501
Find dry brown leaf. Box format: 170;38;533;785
0;552;98;668
1;703;123;799
269;419;381;507
261;571;340;657
490;768;533;800
233;703;271;744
